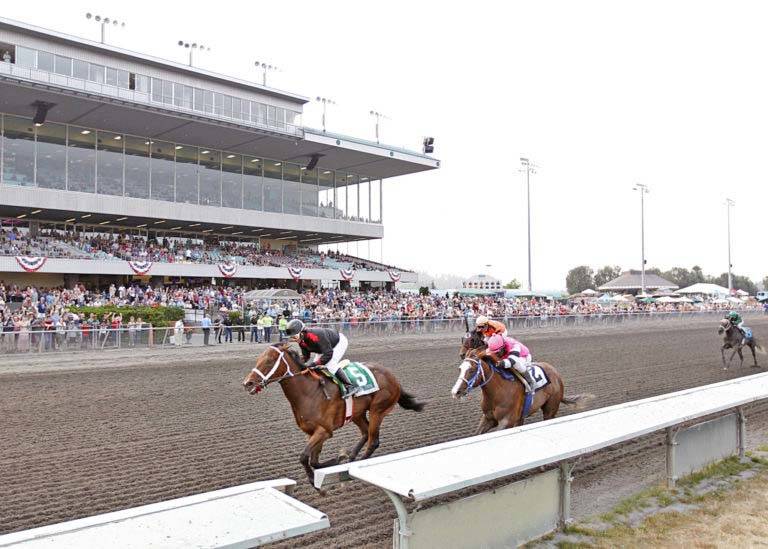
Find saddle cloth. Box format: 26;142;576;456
323;359;380;397
512;364;550;392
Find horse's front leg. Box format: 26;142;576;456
737;348;744;367
721;346;728;369
300;428;332;488
475;414;497;435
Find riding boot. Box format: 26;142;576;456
335;369;360;397
523;368;536;395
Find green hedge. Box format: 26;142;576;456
69;305;185;327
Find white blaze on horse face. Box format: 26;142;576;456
452;360;471;396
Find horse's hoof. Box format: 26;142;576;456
314;488;327;497
337;452;349;464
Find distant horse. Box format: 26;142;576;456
451;347;593;433
243;343;425;485
718;318;764;370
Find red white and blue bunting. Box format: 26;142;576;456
340;268;355;281
15;256;47;272
388;270;402;282
288;266;303;281
218;262;238;278
128;260;153;276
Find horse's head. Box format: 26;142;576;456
451;348;490;399
242;343;302;395
718;318;731;335
459;329;486;359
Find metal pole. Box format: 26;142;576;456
640;188;646;295
322;102;327;132
526;164;532;292
189;48;193;67
727;199;733;292
262;69;266;86
101;22;105;44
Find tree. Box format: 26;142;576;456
691;265;705;284
662;267;698;288
708;273;757;295
566;266;595;295
504;279;521;289
418;286;430;296
762;276;768;291
594;265;622;288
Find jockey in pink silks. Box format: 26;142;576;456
486;333;536;395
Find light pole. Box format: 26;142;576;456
520;158;536;292
254;61;278;86
85;13;125;44
316;96;335;132
726;198;735;293
633;183;650;295
178;41;210;67
369;110;389;143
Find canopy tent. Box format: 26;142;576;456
611;295;629;303
598;293;613;303
243;289;302;301
676;283;730;296
582;289;598;295
736;289;749;297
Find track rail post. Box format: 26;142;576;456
665;427;679;488
737;406;747;461
559;462;574;527
383;489;411;549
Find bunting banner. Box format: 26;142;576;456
288;266;303;281
388;269;402;282
128;260;153;276
340;268;355;281
15;256;47;272
218;262;238;278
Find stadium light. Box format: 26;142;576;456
254;61;279;86
725;198;735;293
520;158;538;292
178;40;211;67
369;110;389;144
633;183;650;295
85;13;125;44
316;96;336;132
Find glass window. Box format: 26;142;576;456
267;105;277;126
150;141;175;202
54;55;72;76
221;95;233;118
162;80;173;104
15;46;35;68
371;179;381;223
359;177;370;223
124;136;149;199
222;154;242;208
214;93;223;116
275;107;285;130
301;168;318;216
135;74;150;93
37;51;54;72
282;163;301;215
193;88;205;112
151;78;163;102
263;160;282;213
199;150;221;206
118;70;130;89
258;103;267;125
89;63;105;83
2;116;36;186
182;86;193;109
318;170;334;219
67;126;96;193
232;98;242;120
241;100;251;121
335;173;347;220
105;67;118;86
204;91;214;113
173;83;185;107
97;131;124;196
346;175;359;221
73;59;89;79
243;157;262;211
174;145;198;204
35;122;67;190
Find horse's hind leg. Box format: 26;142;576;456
541;396;561;421
750;344;758;367
341;414;369;462
360;410;385;460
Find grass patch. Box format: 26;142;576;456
678;456;752;487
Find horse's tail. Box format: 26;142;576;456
561;393;595;410
398;388;426;412
756;341;767;355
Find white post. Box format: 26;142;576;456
726;198;734;293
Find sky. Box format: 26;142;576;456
5;1;768;290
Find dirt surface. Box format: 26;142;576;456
3;316;768;547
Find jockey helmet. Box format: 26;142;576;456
475;315;490;328
487;333;505;355
728;311;739;321
285;319;305;337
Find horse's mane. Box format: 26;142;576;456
274;341;304;366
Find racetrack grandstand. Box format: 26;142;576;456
0;16;437;289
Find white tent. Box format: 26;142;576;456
655;296;679;303
676;283;730;296
736;289;749;297
582;289;598;295
611;295;629;302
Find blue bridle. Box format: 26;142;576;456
460;357;494;392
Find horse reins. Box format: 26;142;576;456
460;357;494;392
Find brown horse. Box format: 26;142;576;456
242;343;425;485
718;318;765;369
451;347;592;433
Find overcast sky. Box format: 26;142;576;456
6;1;768;290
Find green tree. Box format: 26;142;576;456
662;267;697;288
708;273;757;295
594;265;622;288
691;265;706;284
566;266;595;295
762;276;768;291
418;286;430;296
504;279;521;289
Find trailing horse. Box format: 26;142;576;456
451;347;593;433
242;342;425;485
718;318;764;369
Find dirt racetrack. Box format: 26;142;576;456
3;315;768;547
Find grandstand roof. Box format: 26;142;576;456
598;270;679;292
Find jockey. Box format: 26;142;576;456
285;319;359;396
726;311;748;344
475;315;507;341
485;333;536;395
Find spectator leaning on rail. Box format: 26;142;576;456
285;319;359;397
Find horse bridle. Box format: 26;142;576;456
251;346;295;390
458;356;494;393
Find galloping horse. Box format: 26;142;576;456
451;347;592;433
718;318;764;369
243;342;425;484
